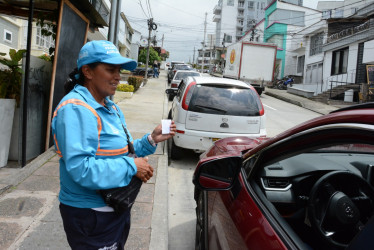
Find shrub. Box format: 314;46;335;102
116;84;134;92
127;76;143;92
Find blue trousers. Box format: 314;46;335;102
59;203;131;250
153;68;158;78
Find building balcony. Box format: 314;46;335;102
237;22;243;28
213;5;222;14
237;13;244;19
238;3;245;10
236;31;244;36
213;14;221;22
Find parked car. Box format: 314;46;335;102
165;77;266;159
168;70;202;101
192;103;374;250
131;67;153;77
167;64;194;83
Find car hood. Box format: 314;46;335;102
201;136;269;159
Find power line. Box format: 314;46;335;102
146;0;153;19
138;0;149;19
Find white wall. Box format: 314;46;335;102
322;42;359;92
220;0;238;46
363;39;374;64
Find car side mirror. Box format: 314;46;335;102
165;89;177;95
193;156;242;191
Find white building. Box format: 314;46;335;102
213;0;273;47
0;15;22;61
317;0;374;19
130;29;142;61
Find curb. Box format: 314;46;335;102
149;79;170;250
149;154;168;250
264;90;304;108
0;147;56;196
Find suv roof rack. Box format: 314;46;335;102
330;102;374;113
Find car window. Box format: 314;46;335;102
188;85;260;116
176;81;186;102
174;72;200;80
176;65;192;70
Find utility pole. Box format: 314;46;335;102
201;12;207;73
193;47;195;67
161;34;164;48
145;18;157;83
209;34;213;73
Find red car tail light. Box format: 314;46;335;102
182;82;196;110
176;130;185;134
171;83;178;88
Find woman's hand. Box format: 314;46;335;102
151;120;177;143
134;157;153;183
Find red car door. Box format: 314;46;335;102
207;175;287;249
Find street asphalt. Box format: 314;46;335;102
0;71;348;250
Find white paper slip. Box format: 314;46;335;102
162;119;171;134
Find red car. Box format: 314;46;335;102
193;103;374;250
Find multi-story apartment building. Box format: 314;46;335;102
213;0;274;47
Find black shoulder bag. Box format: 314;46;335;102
98;109;142;214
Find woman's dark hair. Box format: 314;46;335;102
64;62;100;95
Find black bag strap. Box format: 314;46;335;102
112;105;135;155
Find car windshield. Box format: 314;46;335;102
188;84;261;116
175;65;192;70
174;72;200;80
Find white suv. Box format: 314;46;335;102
166;76;266;159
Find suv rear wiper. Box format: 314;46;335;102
194;105;227;113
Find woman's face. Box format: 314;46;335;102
83;63;121;104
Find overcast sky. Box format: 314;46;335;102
122;0;334;62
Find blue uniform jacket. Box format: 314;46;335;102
51;85;156;208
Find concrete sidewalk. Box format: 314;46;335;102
0;71;169;250
264;87;340;115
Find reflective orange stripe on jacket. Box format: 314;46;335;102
53;98;129;157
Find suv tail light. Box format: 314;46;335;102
171;83;178;88
182;82;196;110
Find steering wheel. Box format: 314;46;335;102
308;171;374;248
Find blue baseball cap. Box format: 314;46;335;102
77;40;137;71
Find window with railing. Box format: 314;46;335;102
267;34;283;49
227;0;234;6
310;32;324;56
331;47;348;75
248;1;254;9
36;26;54;50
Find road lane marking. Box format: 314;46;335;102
263;103;277;110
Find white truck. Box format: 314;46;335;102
223;41;277;95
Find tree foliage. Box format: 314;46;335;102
138;47;161;64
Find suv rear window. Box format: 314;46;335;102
174;72;200;80
175;65;192;70
188;85;261;116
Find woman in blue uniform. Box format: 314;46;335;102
52;40;176;249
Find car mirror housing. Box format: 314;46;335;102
193;156;242;191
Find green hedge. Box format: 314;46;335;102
116;84;134;92
127;76;143;92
